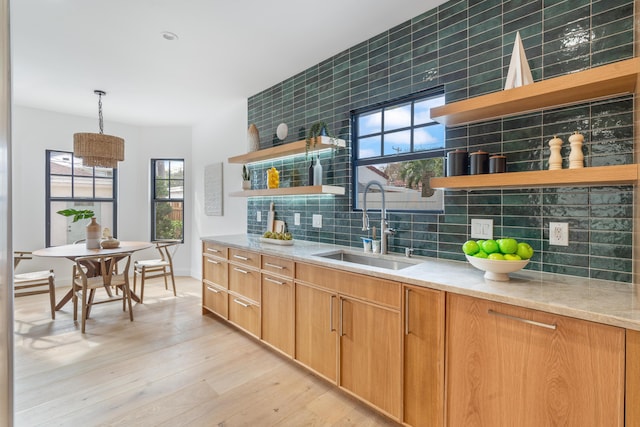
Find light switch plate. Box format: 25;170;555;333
471;218;493;239
294;213;301;226
312;214;322;228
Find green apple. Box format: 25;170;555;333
488;252;505;260
473;250;489;258
462;240;480;255
504;253;522;261
481;239;499;254
498;238;518;254
516;242;534;260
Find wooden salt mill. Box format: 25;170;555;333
568;131;584;169
548;135;563;170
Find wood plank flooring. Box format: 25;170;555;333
13;277;398;426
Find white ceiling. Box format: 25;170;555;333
10;0;447;127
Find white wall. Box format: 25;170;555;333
189;97;248;278
12;106;192;280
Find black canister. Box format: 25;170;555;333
446;150;468;176
489;155;507;173
470;150;489;174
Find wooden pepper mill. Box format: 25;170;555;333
548;135;563;170
568;131;584;169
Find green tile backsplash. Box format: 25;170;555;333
246;0;635;283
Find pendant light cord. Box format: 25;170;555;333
97;93;104;134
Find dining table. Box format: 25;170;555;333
33;241;153;311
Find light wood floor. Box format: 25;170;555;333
13;277;398;426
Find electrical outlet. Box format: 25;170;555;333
294;213;301;226
471;218;493;239
312;214;322;228
549;222;569;246
257;211;261;222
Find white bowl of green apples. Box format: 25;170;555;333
462;238;534;281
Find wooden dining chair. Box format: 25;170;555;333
133;241;179;303
72;253;134;333
13;251;56;320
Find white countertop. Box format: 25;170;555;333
202;234;640;331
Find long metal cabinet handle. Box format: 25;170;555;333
206;248;220;253
233;254;249;261
405;288;410;335
206;259;219;265
264;262;284;270
233;267;248;274
488;309;557;330
206;285;220;293
264;277;284;285
233;298;250;308
329;295;335;332
339;297;344;337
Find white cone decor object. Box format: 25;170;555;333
247;124;260;152
569;131;584;169
504;31;534;90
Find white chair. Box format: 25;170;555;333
72;253;134;333
133;241;179;303
13;251;56;320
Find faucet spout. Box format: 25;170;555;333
362;180;390;254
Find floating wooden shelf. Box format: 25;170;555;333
430;164;638;190
228;136;346;164
229;185;345;197
430;58;640;126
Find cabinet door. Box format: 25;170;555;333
340;296;402;419
446;294;625;427
403;285;444;427
295;282;337;382
202;282;228;318
261;273;294;357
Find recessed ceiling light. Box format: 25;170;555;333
161;31;179;41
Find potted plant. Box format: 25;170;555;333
242;165;251;190
305;121;336;158
56;208;95;222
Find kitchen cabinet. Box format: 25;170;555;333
227;136;346;197
228;248;261;337
202;241;228;318
295;262;402;419
628;329;640;427
446;293;625;427
261;255;294;357
403;285;445;427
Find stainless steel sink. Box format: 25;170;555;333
312;250;419;270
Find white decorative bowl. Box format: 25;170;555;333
465;255;529;281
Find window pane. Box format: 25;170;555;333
169;179;184;199
74;162;94;177
73;176;94;197
170;161;184;179
95;177;114;198
95;167;114;178
384;130;411;155
155;179;170;199
50;175;72;197
358;136;381;159
358;110;381;136
414;123;445;151
414;95;445;125
384;102;411;131
50;201;114;246
155;160;170;179
154;201;184;240
49;151;73;175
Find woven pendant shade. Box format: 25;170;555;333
73;132;124;168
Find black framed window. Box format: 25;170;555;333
151;159;184;242
46;150;117;247
352;89;446;212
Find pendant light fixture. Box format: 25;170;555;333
73;90;124;168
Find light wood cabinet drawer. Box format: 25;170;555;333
261;255;294;278
295;262;401;309
229;248;260;269
203;256;227;287
203;241;227;259
229;264;260;303
228;293;260;337
203;282;228;318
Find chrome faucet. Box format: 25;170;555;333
361;180;395;254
